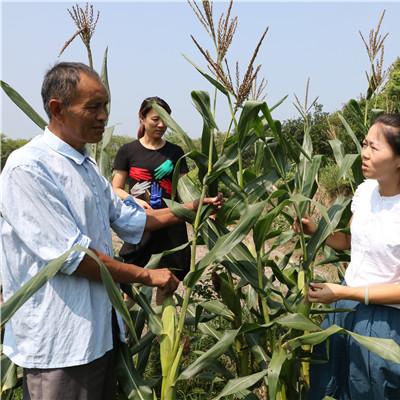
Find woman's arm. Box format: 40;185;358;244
308;282;400;305
294;217;352;251
112;170;130;200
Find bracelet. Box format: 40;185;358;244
364;286;369;306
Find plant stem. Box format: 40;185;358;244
257;252;269;324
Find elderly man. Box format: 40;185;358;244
0;62;220;399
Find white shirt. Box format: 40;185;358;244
0;128;146;368
345;179;400;308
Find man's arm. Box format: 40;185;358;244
144;195;223;231
74;249;179;293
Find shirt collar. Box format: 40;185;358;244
43;127;95;165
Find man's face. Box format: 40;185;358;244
60;73;109;150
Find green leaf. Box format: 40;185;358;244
338;113;362;154
144;242;190;270
160;297;176;378
101;46;111;115
183;55;229;97
275;313;322;332
329;139;345;165
285;324;400;363
130;286;162;336
306;196;351;266
253;199;290;251
267;346;287;400
195;201;265;273
99;125;115;178
337;154;359;181
191;90;218;130
1;353;18;392
236;101;263;146
212;369;268;400
116;343;154;400
152;102;196;153
1;80;47;129
214;272;242;321
201;300;235;321
178;176;259;288
178;329;239;380
1;245;83;328
86;248;139;344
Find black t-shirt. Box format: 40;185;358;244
114;140;188;200
113;140;190;280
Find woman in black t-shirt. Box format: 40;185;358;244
112;97;190;283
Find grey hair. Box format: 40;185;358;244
41;62;101;119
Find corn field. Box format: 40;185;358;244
1;2;400;400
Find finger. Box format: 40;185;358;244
309;282;324;289
308;295;318;303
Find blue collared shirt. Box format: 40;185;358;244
0;128;146;368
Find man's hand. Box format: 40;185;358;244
308;282;346;304
146;268;179;294
293;216;317;236
189;193;224;212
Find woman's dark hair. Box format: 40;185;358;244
137;97;171;138
372;113;400;156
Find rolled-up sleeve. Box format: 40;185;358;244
1;164;91;275
108;188;146;244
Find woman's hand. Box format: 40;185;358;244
308;282;346;304
293;216;317;236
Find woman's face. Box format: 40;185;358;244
140;108;167;140
361;123;400;182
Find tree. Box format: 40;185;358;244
1;134;29;168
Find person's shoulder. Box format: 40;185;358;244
3;135;48;170
165;141;184;153
119;139;138;151
355;179;378;195
351;179;377;212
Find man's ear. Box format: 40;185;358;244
48;99;64;122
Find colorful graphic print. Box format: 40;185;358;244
129;159;174;206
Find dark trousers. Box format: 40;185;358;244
23;311;120;400
23;348;117;400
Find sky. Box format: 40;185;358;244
1;1;400;141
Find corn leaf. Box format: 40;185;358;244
116;343;153;400
1;245;81;328
1;353;17;392
152;102;196;153
183;55;229;97
285;324;400;363
178;329;240;380
0;80;47;129
275;313;322;332
212;369;268;400
101;46;111;115
267;346;288;400
338;113;362;154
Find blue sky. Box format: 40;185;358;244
1;1;400;140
